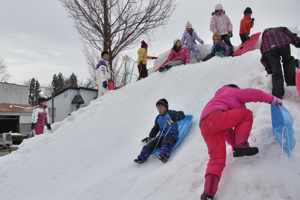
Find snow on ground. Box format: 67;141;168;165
0;42;300;200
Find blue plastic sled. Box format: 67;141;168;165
271;104;296;157
152;115;194;155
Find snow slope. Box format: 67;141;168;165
0;46;300;200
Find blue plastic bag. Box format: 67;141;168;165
271;104;296;157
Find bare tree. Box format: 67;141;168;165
59;0;176;86
0;59;10;82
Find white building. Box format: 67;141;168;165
0;82;32;135
46;87;98;123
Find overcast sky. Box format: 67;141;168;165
1;0;299;86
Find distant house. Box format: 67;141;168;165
0;82;32;135
46;87;98;123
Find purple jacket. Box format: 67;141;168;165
181;31;204;49
200;86;273;121
260;27;300;74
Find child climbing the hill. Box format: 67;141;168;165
31;97;51;135
134;99;185;163
181;21;204;62
202;33;230;62
199;84;282;200
239;7;254;44
159;39;190;72
137;40;157;80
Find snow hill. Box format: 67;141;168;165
1;34;300;200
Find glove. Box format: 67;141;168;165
271;96;283;108
228;31;233;37
152;57;157;59
141;137;152;142
103;81;108;88
31;123;35;130
245;34;250;39
46;124;52;131
201;40;204;45
167;117;179;126
138;62;143;67
251;18;255;23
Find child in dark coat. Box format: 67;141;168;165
202;33;230;62
134;99;185;163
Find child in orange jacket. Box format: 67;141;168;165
239;7;254;44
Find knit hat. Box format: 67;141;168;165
244;7;252;15
156;98;168;108
141;40;148;48
185;21;193;29
215;4;223;11
212;33;221;40
173;38;181;45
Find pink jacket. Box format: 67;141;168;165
210;12;233;35
168;46;190;64
200;86;274;120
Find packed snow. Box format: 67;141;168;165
0;31;300;200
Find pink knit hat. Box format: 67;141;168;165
185;21;193;29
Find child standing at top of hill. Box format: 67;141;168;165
239;7;254;44
134;99;185;163
137;40;157;80
31;98;51;135
202;33;230;62
159;39;190;72
199;84;282;200
210;4;234;55
181;21;204;62
96;51;111;97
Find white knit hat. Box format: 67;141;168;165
215;4;223;10
173;38;181;45
185;21;193;29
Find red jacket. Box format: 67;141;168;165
239;15;253;35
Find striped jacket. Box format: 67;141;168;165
210;11;233;35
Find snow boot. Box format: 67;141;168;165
200;193;214;200
157;154;168;163
233;142;259;157
159;65;171;72
134;158;145;164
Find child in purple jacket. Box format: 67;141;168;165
181;21;204;62
202;33;230;62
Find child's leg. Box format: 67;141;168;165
192;44;202;60
159;134;176;158
280;45;296;86
137;137;162;161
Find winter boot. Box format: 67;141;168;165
134;158;145;164
233;142;259;157
157;154;169;163
201;193;214;200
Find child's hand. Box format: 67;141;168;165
141;137;152;143
271;96;283;108
46;124;52;131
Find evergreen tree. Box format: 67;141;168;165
28;78;35;106
52;74;59;94
34;80;41;106
57;72;65;91
68;73;78;88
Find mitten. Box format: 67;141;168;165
152;57;157;59
31;123;35;130
141;137;152;142
103;81;108;88
228;31;233;37
167;117;178;125
251;18;255;23
245;34;250;39
138;62;143;67
46;124;52;131
271;96;283;107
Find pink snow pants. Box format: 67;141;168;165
200;108;253;179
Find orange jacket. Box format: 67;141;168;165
239;15;254;35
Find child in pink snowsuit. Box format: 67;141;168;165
31;98;51;135
199;84;282;200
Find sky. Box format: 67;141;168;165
0;43;299;199
0;0;299;86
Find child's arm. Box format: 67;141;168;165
194;32;204;44
149;116;160;138
169;110;185;122
31;108;38;124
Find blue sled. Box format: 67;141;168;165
271;104;296;157
152;115;194;155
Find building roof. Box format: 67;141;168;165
47;87;97;101
0;103;33;112
71;95;85;104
